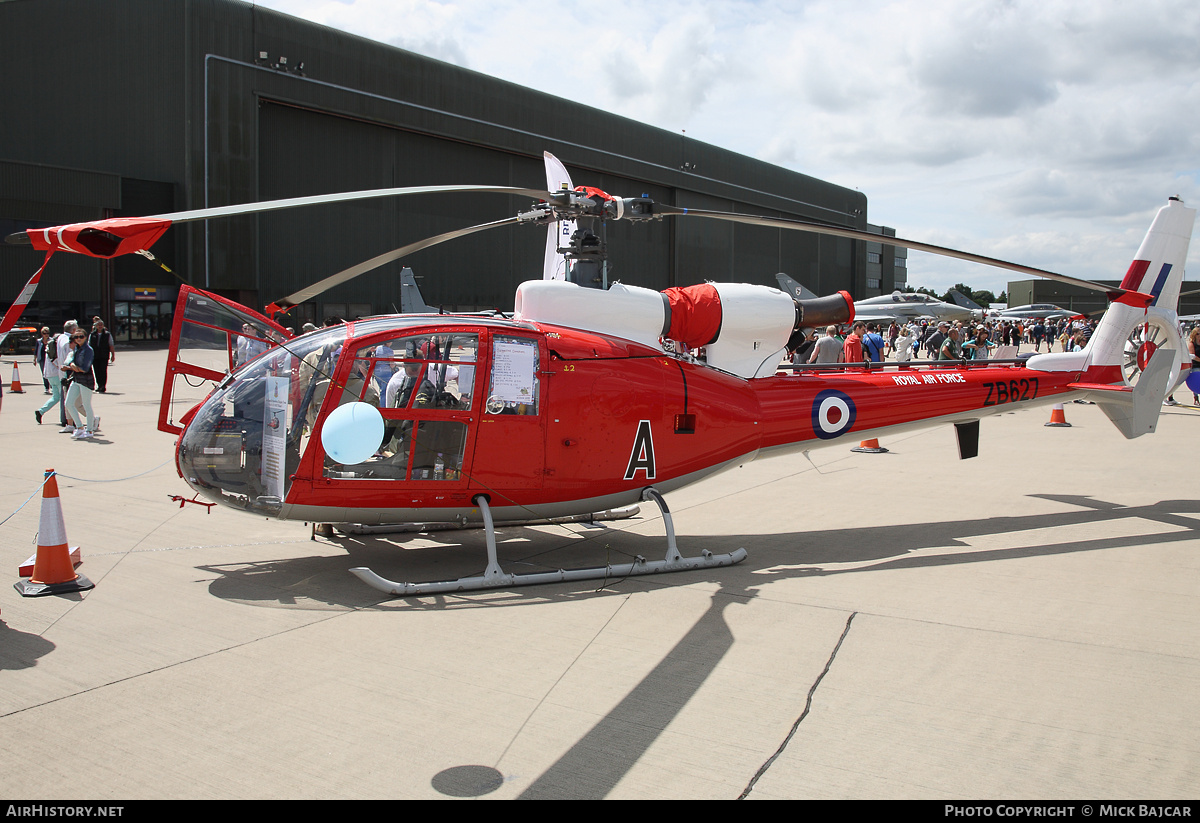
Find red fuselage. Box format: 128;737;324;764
222;321;1091;524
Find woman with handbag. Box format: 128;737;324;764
62;329;98;439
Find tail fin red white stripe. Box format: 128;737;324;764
1084;197;1195;373
1118;196;1195;311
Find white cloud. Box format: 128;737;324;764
253;0;1200;295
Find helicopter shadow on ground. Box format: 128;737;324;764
193;495;1200;799
195;519;701;612
745;494;1200;579
195;494;1200;611
517;494;1200;799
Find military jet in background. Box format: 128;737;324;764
777;277;984;328
776;273;980;326
853;291;978;325
774;272;819;301
988;303;1078;321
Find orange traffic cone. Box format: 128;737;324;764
1045;404;1071;427
9;362;23;393
14;469;93;597
852;438;889;453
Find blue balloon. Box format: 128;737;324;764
1186;371;1200;394
321;402;385;465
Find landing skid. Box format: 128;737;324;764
349;488;747;597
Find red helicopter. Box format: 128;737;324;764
4;157;1193;595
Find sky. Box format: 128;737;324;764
252;0;1200;298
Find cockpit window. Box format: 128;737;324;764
174;292;281;377
485;335;539;415
363;333;478;411
175;291;288;376
322;332;480;482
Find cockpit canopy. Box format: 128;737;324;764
164;287;545;517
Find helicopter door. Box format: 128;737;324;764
318;332;479;483
468;332;546;490
159;285;290;434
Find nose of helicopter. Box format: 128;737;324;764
176;326;350;515
176;368;290;516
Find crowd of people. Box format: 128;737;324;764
790;316;1100;366
32;316;116;440
787;313;1200;407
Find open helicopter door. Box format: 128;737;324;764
158;285;290;435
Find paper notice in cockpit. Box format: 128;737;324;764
490;339;537;405
262;376;289;500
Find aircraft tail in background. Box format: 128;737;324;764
399;267;436;313
948;289;983;312
774;272;818;301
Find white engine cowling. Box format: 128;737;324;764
514;280;668;350
703;283;795;378
513;279;801;379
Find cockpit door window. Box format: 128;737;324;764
160;285;290;434
485;334;540;415
320;331;480;482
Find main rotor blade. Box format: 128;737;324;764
656;206;1125;297
3;184;557;264
542;152;575;282
269;215;521;312
154;184;554;224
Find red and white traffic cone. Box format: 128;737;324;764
852;438;889;453
1045;404;1071;427
9;362;23;393
15;469;92;597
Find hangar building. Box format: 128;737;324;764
0;0;901;343
1006;279;1200;319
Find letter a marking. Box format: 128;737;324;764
624;420;656;480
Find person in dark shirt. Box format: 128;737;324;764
89;318;116;393
791;329;818;365
925;322;948;360
33;327;52;393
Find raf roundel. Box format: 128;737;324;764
811;389;857;439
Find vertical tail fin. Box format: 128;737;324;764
774;272;819;301
1118;196;1195;311
1084;197;1195;372
948;289;983;311
399;268;436;313
1030;198;1195;438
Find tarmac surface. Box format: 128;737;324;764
0;345;1198;800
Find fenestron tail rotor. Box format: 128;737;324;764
1123;317;1181;389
